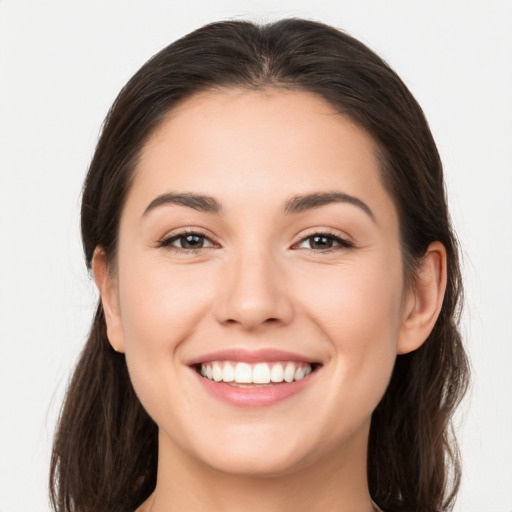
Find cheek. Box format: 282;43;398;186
304;257;403;340
117;257;217;421
301;257;403;393
119;257;211;338
307;267;402;439
116;257;219;389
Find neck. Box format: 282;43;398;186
143;427;376;512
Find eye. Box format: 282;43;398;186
160;230;216;251
295;232;353;251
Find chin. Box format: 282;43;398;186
184;423;321;477
202;448;309;478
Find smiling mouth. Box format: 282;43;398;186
194;361;320;386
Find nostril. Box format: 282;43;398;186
224;316;280;327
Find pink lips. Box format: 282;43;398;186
188;348;319;408
187;348;317;365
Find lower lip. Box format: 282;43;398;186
192;369;317;407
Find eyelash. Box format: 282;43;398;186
292;231;354;252
159;229;354;254
159;229;217;253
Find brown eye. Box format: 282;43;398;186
160;232;215;250
296;233;353;251
179;234;206;249
309;235;334;250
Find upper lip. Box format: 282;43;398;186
187;348;322;366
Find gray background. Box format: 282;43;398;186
1;1;511;510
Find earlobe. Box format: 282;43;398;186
397;241;447;355
91;247;125;353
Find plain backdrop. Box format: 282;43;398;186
0;1;511;511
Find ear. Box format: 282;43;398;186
397;241;447;355
92;247;125;353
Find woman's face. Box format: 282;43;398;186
101;89;415;476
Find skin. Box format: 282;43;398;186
93;89;447;512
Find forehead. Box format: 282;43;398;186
143;88;376;169
128;88;396;224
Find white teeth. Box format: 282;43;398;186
222;362;235;382
294;367;305;380
270;363;284;383
234;362;253;383
199;361;314;384
284;363;295;383
212;362;223;382
253;363;271;384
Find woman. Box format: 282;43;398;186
50;19;469;512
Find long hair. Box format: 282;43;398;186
50;19;469;512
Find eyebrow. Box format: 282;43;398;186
143;192;222;216
284;192;376;222
142;190;375;222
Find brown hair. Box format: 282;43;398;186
50;19;469;512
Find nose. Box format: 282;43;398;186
214;249;294;331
